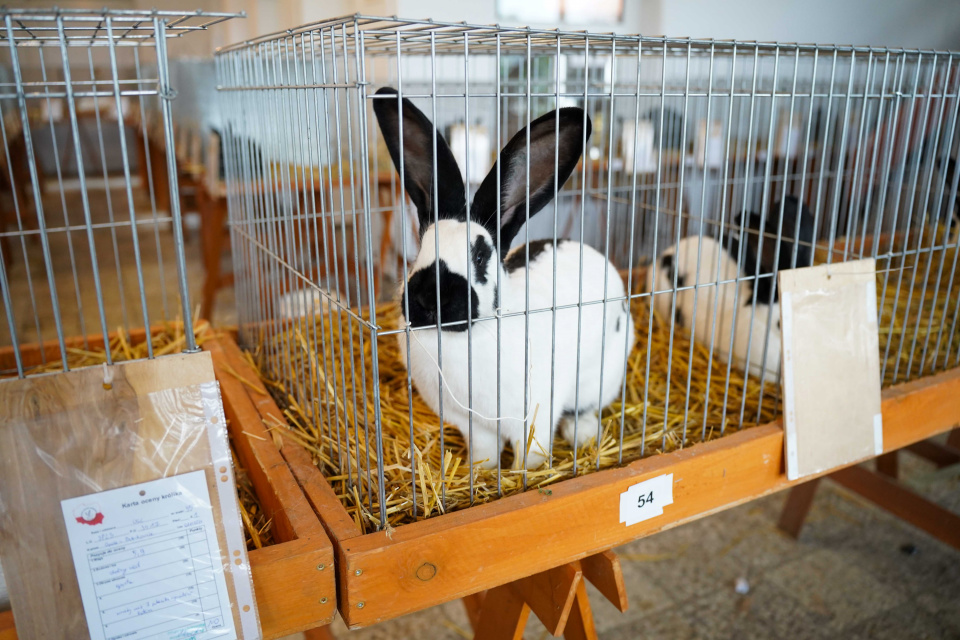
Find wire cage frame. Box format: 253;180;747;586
0;7;240;378
215;15;960;532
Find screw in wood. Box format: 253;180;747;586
320;597;328;604
355;568;363;576
357;602;365;609
317;563;326;571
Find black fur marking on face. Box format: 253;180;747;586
471;235;493;284
659;253;686;289
401;259;480;332
504;238;562;273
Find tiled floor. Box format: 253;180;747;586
3;181;959;638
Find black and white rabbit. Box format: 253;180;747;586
373;87;634;470
732;195;815;305
646;235;781;383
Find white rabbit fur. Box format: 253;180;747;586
373;87;634;470
400;221;634;470
647;236;781;384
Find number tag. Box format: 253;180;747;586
619;473;674;526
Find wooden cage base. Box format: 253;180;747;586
779;431;960;550
202;331;960;629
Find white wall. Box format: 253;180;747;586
655;0;960;50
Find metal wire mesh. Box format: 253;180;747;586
216;15;960;529
0;8;240;377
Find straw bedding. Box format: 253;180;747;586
257;241;960;535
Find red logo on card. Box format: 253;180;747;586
75;506;104;526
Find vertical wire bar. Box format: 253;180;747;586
664;40;692;449
618;37;644;463
429;29;447;508
57;15;111;360
522;33;532;478
869;56;907;369
106;17;153;355
595;37;618;464
298;31;330;462
325;28;358;493
844;52;875;262
571;35;590;475
86;46;130;334
339;23;375;514
6;16;69;368
394;30;419;516
462;31;475;501
134;47;170;321
305;29;337;471
723;44;762;432
909;57;955;376
38;46;88;345
753;47;789;421
154;17;196;349
640;39;668;457
548;33;561;467
704;41;741;437
495;32;503;494
880;54;926;383
929;81;960;371
545;34;561;467
353;26;388;528
287;35;314;444
0;87;43;365
893;54;941;381
682;40;715;446
317;27;351;478
858;52;893;258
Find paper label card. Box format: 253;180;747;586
779;258;883;481
61;470;237;640
619;474;674;526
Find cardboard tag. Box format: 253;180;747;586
779;258;883;480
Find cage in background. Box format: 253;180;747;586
216;16;960;533
0;7;238;377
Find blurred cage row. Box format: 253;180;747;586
216;17;960;531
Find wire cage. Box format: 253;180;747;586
216;16;960;532
0;7;238;378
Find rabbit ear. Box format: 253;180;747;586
372;87;466;234
470;107;591;260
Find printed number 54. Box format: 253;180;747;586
637;491;654;508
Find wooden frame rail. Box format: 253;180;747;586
0;329;337;639
212;336;960;629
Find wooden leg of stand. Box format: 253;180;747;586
777;478;821;538
876;451;899;478
831;465;960;550
563;579;598;640
946;427;960;450
462;591;486;633
907;440;960;468
508;563;580;636
580;551;628;612
474;584;530;640
303;626;336;640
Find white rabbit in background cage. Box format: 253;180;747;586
647;235;782;384
646;196;815;385
373;87;635;471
